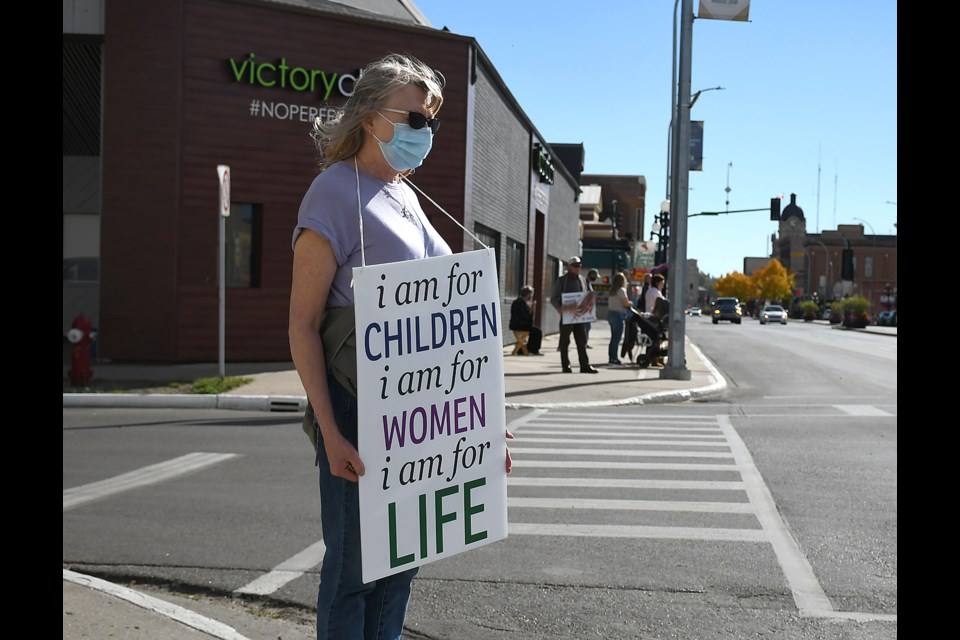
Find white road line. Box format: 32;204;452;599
507;409;548;430
509;447;734;458
535;415;719;425
764;395;890;400
514;460;737;471
717;415;834;616
509;497;754;513
234;541;326;596
509;477;744;490
522;424;721;433
64;569;252;640
63;453;240;511
834;404;894;416
515;436;730;447
509;522;767;542
518;430;725;439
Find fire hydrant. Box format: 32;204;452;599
67;314;95;386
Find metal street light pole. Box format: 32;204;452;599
662;0;693;381
610;200;618;277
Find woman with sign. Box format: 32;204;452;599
288;53;455;639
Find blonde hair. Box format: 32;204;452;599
311;53;445;172
611;272;627;290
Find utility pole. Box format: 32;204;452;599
663;0;693;381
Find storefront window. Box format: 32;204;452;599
227;203;262;288
474;223;501;274
545;256;560;302
504;238;525;297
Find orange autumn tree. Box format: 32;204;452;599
713;272;756;301
751;259;794;304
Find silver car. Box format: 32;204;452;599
759;305;788;325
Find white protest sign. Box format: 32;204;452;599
354;248;508;583
561;291;597;325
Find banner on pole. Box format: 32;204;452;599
690;121;704;171
698;0;751;21
354;248;508;583
216;165;230;217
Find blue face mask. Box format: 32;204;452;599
374;111;434;171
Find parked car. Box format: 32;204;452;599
711;297;742;324
685;306;702;317
759;305;788;325
876;310;895;326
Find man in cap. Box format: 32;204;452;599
550;256;598;373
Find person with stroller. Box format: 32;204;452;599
622;280;669;368
645;273;666;313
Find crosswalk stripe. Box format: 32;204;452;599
520;424;721;433
543;413;719;422
234;541;326;596
517;430;726;439
508;497;754;513
509;477;744;490
515;436;730;447
834;404;894;416
509;522;767;542
63;453;240;510
514;460;737;471
509;447;734;458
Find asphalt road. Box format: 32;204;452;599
63;319;896;639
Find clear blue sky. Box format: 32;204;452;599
413;0;898;277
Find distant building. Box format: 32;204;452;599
771;194;898;311
742;257;770;276
63;0;583;360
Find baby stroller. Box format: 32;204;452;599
621;298;670;369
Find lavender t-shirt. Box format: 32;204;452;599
292;161;452;307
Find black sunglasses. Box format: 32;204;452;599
381;108;441;134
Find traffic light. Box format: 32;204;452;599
841;249;854;280
616;252;628;271
612;210;623;229
770;197;781;221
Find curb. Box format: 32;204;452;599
62;393;308;412
503;340;727;410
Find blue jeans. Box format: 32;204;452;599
608;311;627;362
315;377;418;640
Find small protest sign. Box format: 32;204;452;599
560;291;597;325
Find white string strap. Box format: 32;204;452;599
354;156;366;269
403;177;489;249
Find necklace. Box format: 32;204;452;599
382;187;417;224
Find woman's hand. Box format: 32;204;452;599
505;429;514;474
324;429;366;482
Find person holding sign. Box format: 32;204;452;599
289;53;455;640
550;257;598;373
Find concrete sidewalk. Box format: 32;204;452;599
62;321;726;410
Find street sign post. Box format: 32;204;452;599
217;165;230;378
